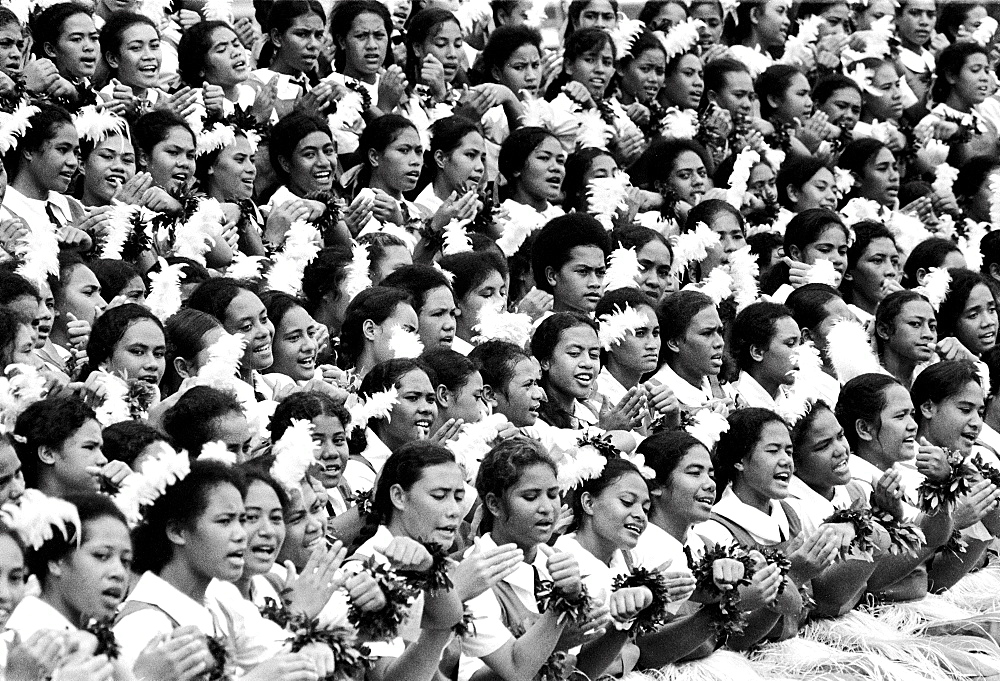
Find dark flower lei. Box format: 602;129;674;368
823;507;876;561
84;618;120;659
611;567;673;637
917;449;973;513
346;562;418;641
686;544;755;637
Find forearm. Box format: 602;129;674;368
504;610;565;681
636;608;718;668
810;560;877;618
927;537;991;593
373;628;453;681
574;628;628;679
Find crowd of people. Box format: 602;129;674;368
0;0;999;678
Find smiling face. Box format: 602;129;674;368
57;516;131;622
737;420;794;502
547;245;607;314
381;369;438;447
789;166;837;211
954;284;998;356
209;135;256;202
790;225;848;284
82;133;136;206
285;131;335;195
920;380;984;454
270;305;319;381
202;26;249;87
278;481;326;570
658;445;716;528
437;131;485;195
143;126;196;194
109;22;161;90
566;42;615;101
243;480;285;576
272;12;325;74
0;534;24;626
340;12;388;79
48;12;99;80
224;290;274;371
636;239;673;305
794;408;851;493
667;150;708;205
418;286;457;350
662;53;703;110
493;357;545;426
371;126;423;195
864;383;918;468
178;483;246;582
516;136;566;205
105;318;166;385
312;414;348;488
26;123;80;194
581;470;649;551
881;298;937;364
490;462;560;553
497;43;542;96
389;461;465;547
848;236;899;309
541;324;601;401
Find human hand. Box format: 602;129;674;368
452;540;523;601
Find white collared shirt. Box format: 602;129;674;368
649;362;712;410
345;427;392;495
695;488;791;547
785;475;856;535
1;186;76;235
729;370;790;410
5;595;75;640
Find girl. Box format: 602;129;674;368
162;308;225;396
380;265;458;351
0;309;34;373
101;420;171;470
839;221;901;321
161;385;251;459
565;0;619;39
439;250;509;354
268;111;337;207
936;269;998;358
401;9;466;132
29;4;100;104
301;245;354;340
813;75;863;151
75;123;140;212
531;313;603;429
901;237;966;289
593;288;660;411
614;226;673;307
80;303;166;388
729;301;800;409
88;260;145;306
561;147;616;213
759;209;850;297
784;283;853;406
755;64;829;156
658;31;702;113
359;232;413;284
46;254;106;378
97;13;169;114
260;291;320;384
729;0;791;57
270;391;353;514
177;21;255;114
0;521;26;628
480;25;543;100
422;348;488;427
651;290;724;410
856;58;907;153
338;286;417;381
615;32;667;116
838;138;902;210
196;128;257;206
460;436;595;681
685;198;747;271
776;157;838;213
930;41;998;166
329;0;393;111
130;111;197;218
896;0;938;106
414;116;486;219
628;138;711;226
232;466;289;605
498;126;566;225
354;114;425;228
874;289;937;388
954;156;1000;223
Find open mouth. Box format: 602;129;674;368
694;493;714;507
980;330;997;344
136;374;158;384
226;549;246;566
323;461;342;476
232;58;247;71
313;169;332;181
574;371;594;385
137;64;158;76
961;431;979;446
773;471;791;485
249;543;276;560
101;586;124;607
710;353;723;366
171;172;190;185
415;418;432;438
535;519;553;531
252;341;271;358
623;521;644;537
545;174;562;188
832;459;849;475
297;355;316;370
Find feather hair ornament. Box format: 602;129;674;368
621;451;656;480
726;245;759;312
201;0;234;22
727;44;772;78
972;16;998;46
659;107;698;140
496;201;547;256
0;489;81;551
845;63;881;96
587;172;631;230
576;108;611;150
343;241;373;302
825;318;884;384
833;168;855;198
442;218;473;255
932;164;959;198
226;250;267;281
348;387;399;435
73;106;127;144
960;220;987;273
196;331;247;388
198;441;236;465
14;221;59;285
781;15;823;68
94;374;131;427
0;363;47;434
989;173;1000;229
557;447;608;493
388;325;424;359
99;202;138;260
146;257;186;322
0;101;39;155
472;305;533;348
112;442;191;527
670;222;721;278
327;89;365;154
806;259;839;286
978;362;992;400
603;247;641;292
432;260;455;287
173;198;223;265
776;341;826;427
726;148;759;209
197;122;236;157
454;0;491;35
611;18;645;57
656;19;705;61
685;267;733;306
914;267;951;311
686;409;730;451
524;0;546;26
270;419;319;493
1;0;30;25
446;413;510;483
266;219;321;296
598;303;646;350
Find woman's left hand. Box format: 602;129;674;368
142;186;183;214
598;387;645;431
381;536;434;572
158;86;201;119
935;336;977;361
625;102;650;127
202;83;226;117
609;586;653;622
370;189;404;225
431;190;479;230
345;570;387;611
429;418;464;444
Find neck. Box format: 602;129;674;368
881;349;917;388
221;83;239;101
159;560;212;604
370;175;402;200
40;589;84;628
270;56;303;78
233;573;252;600
854;290;878;316
510;186;547;212
491;524;537;562
805;478;836;501
575;525;617;565
652;508;690;544
543;379;577;415
748;368;782;401
552;297;585;314
206;183;228;203
239;363;254;384
855;442;891;472
620;90;638;106
48;325;71;352
80;188;107;207
374;425;405;452
607;358;642;390
38;473;69;500
11;172;49;201
668;356;706;390
432;176;456;201
901;37;924;52
356;349;376;383
343;65;377;84
732;479;772;514
945;94;972;113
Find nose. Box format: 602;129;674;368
232;519;248;545
95;294;108;314
7;474;23;504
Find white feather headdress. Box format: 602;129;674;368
776;341;826;426
266;220;321;296
197;122;237;157
442;218;473;255
0;101;38;155
960;220;987;273
656;19;704;61
496;201;548;256
659;108;698;140
0;489;81;550
348;387;399;434
557;447;607;492
196;331;247;388
201;0;234;22
726;245;759;312
603;247;641;292
598;303;646;350
113;442;191;527
914;267;951;311
446;413;509;483
146;258;186;322
587;173;631;230
343;241;373;302
94;373;131;427
611;18;645;57
73;106;127;144
726;148;759;209
932;163;959;198
388;325;424;359
686;267;734;306
686;409;730;451
226;251;267;281
472;305;533;348
0;364;46;434
825;318;884;385
806;259;839;286
174;198;223;265
271;419;318;493
99;202;138;261
199;441;237;465
972;16;998;46
670;222;721;277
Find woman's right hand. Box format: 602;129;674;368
419;54;447;98
915;437;951;482
141;186;183;214
378;65;407;112
0;217;27;256
113;172;154;206
784;257;813;288
371;189;404;225
737;560;781;610
873;465;907;518
561;81;594;108
515;287;553;322
381;536;434;572
265;200;315;246
132;627;212;681
540;544;581;597
787;528;841;582
953;479;1000;530
452;540;523;601
284;541;349;618
242;653;318;681
597;388;645;431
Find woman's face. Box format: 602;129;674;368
949;52;991;107
920;380;984;453
883;299;937;363
575;0;617;30
209;135;256;202
120;277;147;306
209;410;252;459
270;305;319;381
791;225;848;283
493;463;560;550
278;481;326;570
566;43;615;101
497;44;542;96
390;462;465;548
383;369;438;445
968;170;999;223
372;127;423;194
669;305;724;378
243;480;286;577
370;302;419;365
0;534;24;626
174;326;224;380
747;162;777;207
312;414;348;489
105;318;165;385
202;27;249;87
740;421;794;500
35;280;54;347
636;239;673;306
865;62;904;121
647;2;686;31
437;131;485;195
28;123;79;193
795;408;851;491
667;150;708;204
753;315;800;388
6;324;33;368
898;0;936;48
848;236;899;307
443;371;487;424
583;471;649;551
859;147;900;207
458;270;506;337
273;13;324;74
59;516;131;621
620;47;667;104
517;136;566;204
110;23;161;90
418;285;457;351
340;12;388;78
371;245;413;284
54;419;106;494
224;290;274;371
285;131;335;195
83;134;136;205
954;283;998;356
659;445;715;527
691;2;724;45
608;305;660;375
143;126;195;194
541;324;601;400
183;483;247;582
868;384;918;465
583;154;616;183
753;0;791;47
856;0;895;30
50;13;99;80
58;264;106;329
709;211;746;265
817;2;851;37
789;167;837;211
819;86;862;132
960;5;989;35
771;72;812;123
662;53;703;110
416;21;463;84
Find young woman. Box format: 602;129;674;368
615;32;667;116
954;156;1000;224
629;139;711;227
97;13;167;114
414;116;486;219
162;385;251;459
651;290;724;410
400;9;467;135
88;260;145;307
901;237;966;288
839;223;901;325
497;127;566;230
0;309;34;373
45;254;105;378
565;0;619;39
130;111;203;226
936;269;998;358
895;0;938;106
162;308;225;396
776;157;838;215
439;250;509;354
729;301;800;409
177;20;255;114
359;232;414;284
0;520;27;628
29;4;100;105
338;286;417;381
856;58;908;153
260;291;321;384
755;64;829;156
930;43;998;168
813;75;863;151
329;0;393;112
196;128;257;207
658;31;702;114
532;313;603;429
614;226;673;307
685;199;747;272
101;420;170;470
784;283;854;407
353;114;425;228
268;111;337;209
760;209;850;297
838;138;902;210
729;0;791;57
593;288;661;415
480;24;543;102
422;348;488;429
381;265;457;352
80;303;166;389
874;290;937;388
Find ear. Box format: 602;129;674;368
750;6;762;26
277;153;292;176
787;244;803;262
367;147;380;169
269;27;283;49
989;262;1000;282
137;149;149;172
544;265;559;289
105;51;119;69
786;184;801;204
174;356;193;379
43;42;58;60
47;558;63;578
920;400;937;421
875;319;891;342
801;327;815;345
433;148;447;170
37;445;56;466
362;318;378;342
491;65;504;82
855;418;875;442
484;491;504;520
915;268;929;286
749;343;766;363
665;336;681;354
389;483;407;512
765;92;781;111
436;384;451;407
482;384;498;407
165;519;187;548
579;491;595;516
706;90;720;105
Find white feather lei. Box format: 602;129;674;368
99;202;138;260
727;44;772;78
598;303;646;350
524;0;546;26
266;219;321;296
343;241;373;301
587;173;630;230
0;363;47;434
777;341;826;426
15;221;59;285
603;247;641;292
833;168;855;198
659;107;699;140
198;441;237;465
670;222;721;278
806;259;839;286
0;101;38;155
94;373;131;427
174;198;223;265
576;108;611;150
1;489;81;550
932;163;959;198
146;257;186;322
825;318;884;384
196;331;246;388
914;267;951;311
226;251;266;281
197;122;237;157
73;106;127;144
348;387;399;434
960;220;987;273
726;245;760;312
686;267;734;306
113;442;191;527
271;419;319;493
446;413;510;483
686;409;730;451
727;148;759;209
442;218;473;255
656;19;704;61
472;305;533;347
388;325;424;359
557;446;607;492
